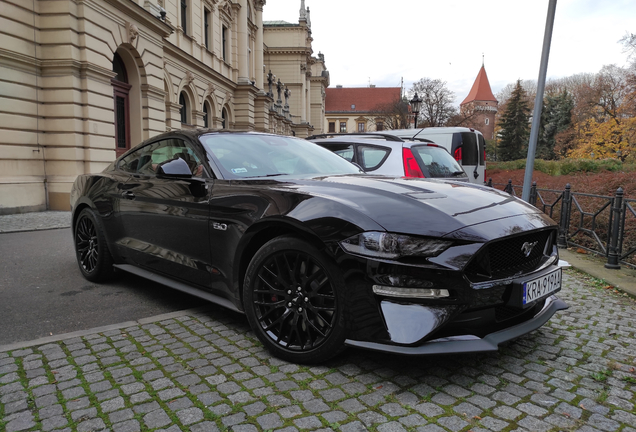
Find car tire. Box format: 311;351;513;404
244;236;347;364
74;208;115;282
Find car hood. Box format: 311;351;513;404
279;175;553;238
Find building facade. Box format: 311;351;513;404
460;65;498;140
0;0;328;214
324;86;402;134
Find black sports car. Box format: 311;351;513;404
70;130;567;363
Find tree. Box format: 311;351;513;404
367;97;411;130
497;80;531;161
538;90;574;159
409;78;457;127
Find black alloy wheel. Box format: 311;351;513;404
74;208;114;282
244;237;346;363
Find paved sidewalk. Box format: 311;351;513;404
1;211;636;431
0;211;71;233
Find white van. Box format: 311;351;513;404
385;127;487;184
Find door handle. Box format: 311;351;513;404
121;191;135;200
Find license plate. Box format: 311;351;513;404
523;268;562;305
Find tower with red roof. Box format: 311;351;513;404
460;64;498;139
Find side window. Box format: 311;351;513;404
120;139;204;177
460;132;478;166
478;134;486;166
358;145;390;171
319;143;354;162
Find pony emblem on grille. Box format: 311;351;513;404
521;241;538;257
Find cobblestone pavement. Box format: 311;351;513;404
0;212;71;233
2;272;636;432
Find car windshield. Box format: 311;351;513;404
200;133;362;179
411;145;467;178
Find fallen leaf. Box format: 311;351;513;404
52;371;58;374
473;416;482;420
576;248;587;254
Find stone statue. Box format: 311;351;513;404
284;87;291;108
267;70;274;98
276;79;283;104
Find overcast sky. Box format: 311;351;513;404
262;0;635;105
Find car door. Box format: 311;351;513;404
115;137;212;287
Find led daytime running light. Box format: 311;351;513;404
372;285;450;299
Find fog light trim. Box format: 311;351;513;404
373;285;450;298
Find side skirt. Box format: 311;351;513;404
113;264;244;314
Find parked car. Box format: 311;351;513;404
385;127;487;184
307;133;469;181
71;130;567;363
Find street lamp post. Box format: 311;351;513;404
409;93;422;129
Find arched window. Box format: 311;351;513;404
112;52;131;157
221;108;228;129
203;102;210;128
179;92;188;124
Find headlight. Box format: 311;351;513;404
340;232;453;259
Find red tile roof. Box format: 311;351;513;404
325;87;401;112
460;66;497;105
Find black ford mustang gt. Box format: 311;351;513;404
70;130;567;363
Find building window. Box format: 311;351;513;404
222;26;228;62
181;0;188;34
203;103;209;128
179;92;188;124
204;9;211;49
357;122;365;132
328;122;335;133
221;108;228;129
485;117;489;125
112;52;131;157
376;122;384;131
339;122;347;133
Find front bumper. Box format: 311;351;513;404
344;295;568;355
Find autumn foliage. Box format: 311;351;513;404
494;35;636;164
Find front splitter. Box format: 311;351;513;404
344;295;568;355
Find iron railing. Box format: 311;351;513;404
488;179;636;270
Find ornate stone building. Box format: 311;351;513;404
0;0;328;214
460;64;498;139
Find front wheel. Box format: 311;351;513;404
74;208;115;282
243;237;346;364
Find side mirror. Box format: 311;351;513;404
157;158;193;178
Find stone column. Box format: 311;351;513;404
237;0;249;84
254;1;265;89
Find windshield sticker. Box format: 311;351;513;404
231;167;248;174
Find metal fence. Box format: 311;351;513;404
489;179;636;270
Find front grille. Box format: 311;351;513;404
465;229;554;282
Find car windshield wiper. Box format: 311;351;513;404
451;171;465;176
244;173;286;178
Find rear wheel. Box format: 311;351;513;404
244;237;346;363
74;208;115;282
